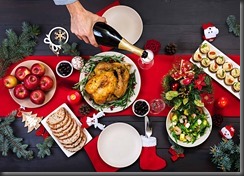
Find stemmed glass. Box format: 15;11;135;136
149;99;165;114
138;49;154;70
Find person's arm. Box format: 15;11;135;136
53;0;77;5
53;0;106;47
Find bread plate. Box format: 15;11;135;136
41;103;92;157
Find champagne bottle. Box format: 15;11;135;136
93;22;153;60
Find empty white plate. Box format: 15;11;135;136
97;122;142;168
102;5;143;44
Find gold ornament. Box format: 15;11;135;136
21;111;43;133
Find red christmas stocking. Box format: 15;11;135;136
139;136;167;171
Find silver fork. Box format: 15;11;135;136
144;115;152;138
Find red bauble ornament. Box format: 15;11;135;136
216;96;228;108
144;39;161;55
171;82;180;91
67;90;82;104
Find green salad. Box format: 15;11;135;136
168;107;211;144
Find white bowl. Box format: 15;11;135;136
166;107;212;147
56;60;73;78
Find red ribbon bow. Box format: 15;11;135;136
168;147;185;161
35;125;50;139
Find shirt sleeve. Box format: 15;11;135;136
52;0;77;5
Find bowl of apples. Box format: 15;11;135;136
3;60;56;108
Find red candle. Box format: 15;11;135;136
217;96;228;108
67;90;82;104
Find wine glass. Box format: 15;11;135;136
138;49;154;70
149;99;165;114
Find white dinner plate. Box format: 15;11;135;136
9;60;56;108
97;123;142;168
102;5;143;44
166;107;212;147
79;51;141;113
41;103;92;157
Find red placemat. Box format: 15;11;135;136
0;54;240;118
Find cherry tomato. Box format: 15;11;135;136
217;96;228;108
67;90;82;104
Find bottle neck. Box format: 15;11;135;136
118;38;146;57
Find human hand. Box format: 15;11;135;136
66;1;106;47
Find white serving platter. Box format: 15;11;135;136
41;103;92;157
190;40;240;99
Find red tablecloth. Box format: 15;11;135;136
0;54;240;118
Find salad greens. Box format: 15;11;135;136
169;107;210;144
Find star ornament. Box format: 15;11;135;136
21;111;43;133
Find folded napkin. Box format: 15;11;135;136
96;0;120;52
84;136;119;172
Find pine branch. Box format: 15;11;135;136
36;136;54;158
0;111;34;160
61;42;80;56
226;15;240;37
0;21;40;77
210;137;240;171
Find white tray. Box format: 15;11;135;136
190;40;240;99
41;103;92;157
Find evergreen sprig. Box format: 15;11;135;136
36;136;54;158
61;42;80;56
210;136;240;172
226;15;240;37
0;21;40;77
0;111;34;160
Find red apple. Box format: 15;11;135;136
30;89;45;104
15;66;31;81
3;75;18;89
31;63;46;77
23;74;40;90
67;90;82;104
40;75;54;92
13;84;30;99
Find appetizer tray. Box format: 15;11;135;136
190;40;240;99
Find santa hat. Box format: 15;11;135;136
220;125;235;139
202;23;215;30
225;125;235;136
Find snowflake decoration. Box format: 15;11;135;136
54;29;67;42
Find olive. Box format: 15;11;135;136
57;62;72;76
134;101;149;116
